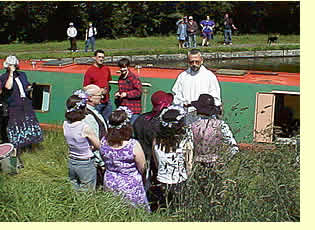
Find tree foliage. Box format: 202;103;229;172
0;1;300;44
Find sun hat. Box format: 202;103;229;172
191;94;219;116
3;55;19;68
145;90;174;119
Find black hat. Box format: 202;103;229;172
191;94;218;116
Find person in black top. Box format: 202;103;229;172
223;13;237;45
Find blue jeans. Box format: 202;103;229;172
68;158;97;191
96;101;113;122
224;29;232;44
85;37;95;52
188;34;197;48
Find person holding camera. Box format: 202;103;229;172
0;56;43;168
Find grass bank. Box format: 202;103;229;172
0;130;299;222
0;34;300;60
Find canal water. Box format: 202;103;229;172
142;56;300;73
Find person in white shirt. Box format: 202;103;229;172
67;22;78;52
172;49;222;116
85;22;97;52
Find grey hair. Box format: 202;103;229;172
83;84;101;96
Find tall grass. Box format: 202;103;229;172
0;130;299;221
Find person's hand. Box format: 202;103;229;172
114;91;120;97
120;92;127;98
8;65;16;75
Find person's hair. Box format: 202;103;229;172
118;58;130;68
94;49;104;57
188;49;201;56
155;110;186;153
84;84;100;96
65;95;86;122
106;110;133;146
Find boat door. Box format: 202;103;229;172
254;91;300;143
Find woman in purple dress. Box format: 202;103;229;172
100;106;150;212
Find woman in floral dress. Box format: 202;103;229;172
100;107;150;212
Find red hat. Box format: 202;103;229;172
145;91;174;120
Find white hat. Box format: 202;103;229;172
69;22;74;26
3;55;19;68
188;16;193;19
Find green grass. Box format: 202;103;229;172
0;34;300;60
0;130;299;222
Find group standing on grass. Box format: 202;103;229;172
0;47;239;212
61;48;239;212
176;13;237;48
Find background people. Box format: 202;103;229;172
85;22;97;52
67;22;78;52
172;49;222;116
83;84;108;188
0;55;43;168
186;16;199;48
115;58;143;124
223;13;237;45
176;17;188;49
191;94;239;166
63;90;100;191
83;49;112;121
200;16;215;47
100;107;150;212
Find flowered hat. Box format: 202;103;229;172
3;55;19;68
159;105;186;128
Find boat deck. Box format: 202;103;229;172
1;60;300;87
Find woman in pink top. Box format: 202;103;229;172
63;90;100;191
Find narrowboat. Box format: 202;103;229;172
0;59;300;145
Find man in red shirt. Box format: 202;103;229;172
83;49;112;121
114;58;142;124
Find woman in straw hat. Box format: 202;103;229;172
191;94;239;167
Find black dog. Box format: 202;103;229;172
267;34;279;45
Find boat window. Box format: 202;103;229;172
254;91;300;143
32;84;51;112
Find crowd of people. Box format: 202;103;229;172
0;48;239;212
176;13;237;48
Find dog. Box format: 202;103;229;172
267;34;280;45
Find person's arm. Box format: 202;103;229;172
5;66;15;90
94;27;97;36
73;28;77;37
83;124;100;150
220;121;239;157
83;71;92;87
171;74;186;105
85;29;88;40
134;140;146;175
